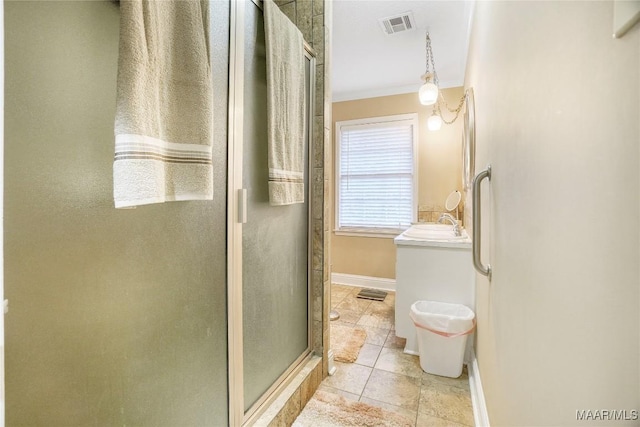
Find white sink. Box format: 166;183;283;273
402;223;468;241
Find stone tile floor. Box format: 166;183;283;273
318;284;474;427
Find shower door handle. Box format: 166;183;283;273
238;188;247;224
472;165;492;280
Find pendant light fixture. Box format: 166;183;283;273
427;108;443;131
418;32;439;106
418;31;469;132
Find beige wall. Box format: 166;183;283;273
4;2;229;424
466;2;639;425
331;89;465;279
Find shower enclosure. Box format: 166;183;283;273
227;0;316;423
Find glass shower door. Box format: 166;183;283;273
241;0;312;416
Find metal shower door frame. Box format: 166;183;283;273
227;1;316;424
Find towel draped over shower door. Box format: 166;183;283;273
113;0;213;208
264;0;306;206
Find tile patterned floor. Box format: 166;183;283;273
318;284;475;427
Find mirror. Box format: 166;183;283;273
445;190;461;221
462;88;476;190
445;190;461;212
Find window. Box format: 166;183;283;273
335;114;418;236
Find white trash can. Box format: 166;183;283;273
409;300;476;378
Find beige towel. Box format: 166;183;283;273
114;0;213;208
264;0;306;206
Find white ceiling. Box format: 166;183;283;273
331;0;474;102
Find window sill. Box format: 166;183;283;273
333;228;405;239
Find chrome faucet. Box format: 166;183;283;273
437;213;461;236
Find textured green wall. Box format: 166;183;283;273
4;1;229;425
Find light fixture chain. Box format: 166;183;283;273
440;92;466;114
424;32;439;86
436;92;467;125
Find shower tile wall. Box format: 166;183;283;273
275;0;331;375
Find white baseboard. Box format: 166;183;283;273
331;273;396;292
468;349;490;427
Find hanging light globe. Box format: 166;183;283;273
419;81;439;105
427;114;442;131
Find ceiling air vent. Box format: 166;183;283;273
378;12;416;35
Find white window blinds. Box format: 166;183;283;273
336;114;417;233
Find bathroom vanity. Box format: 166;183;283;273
394;225;475;356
